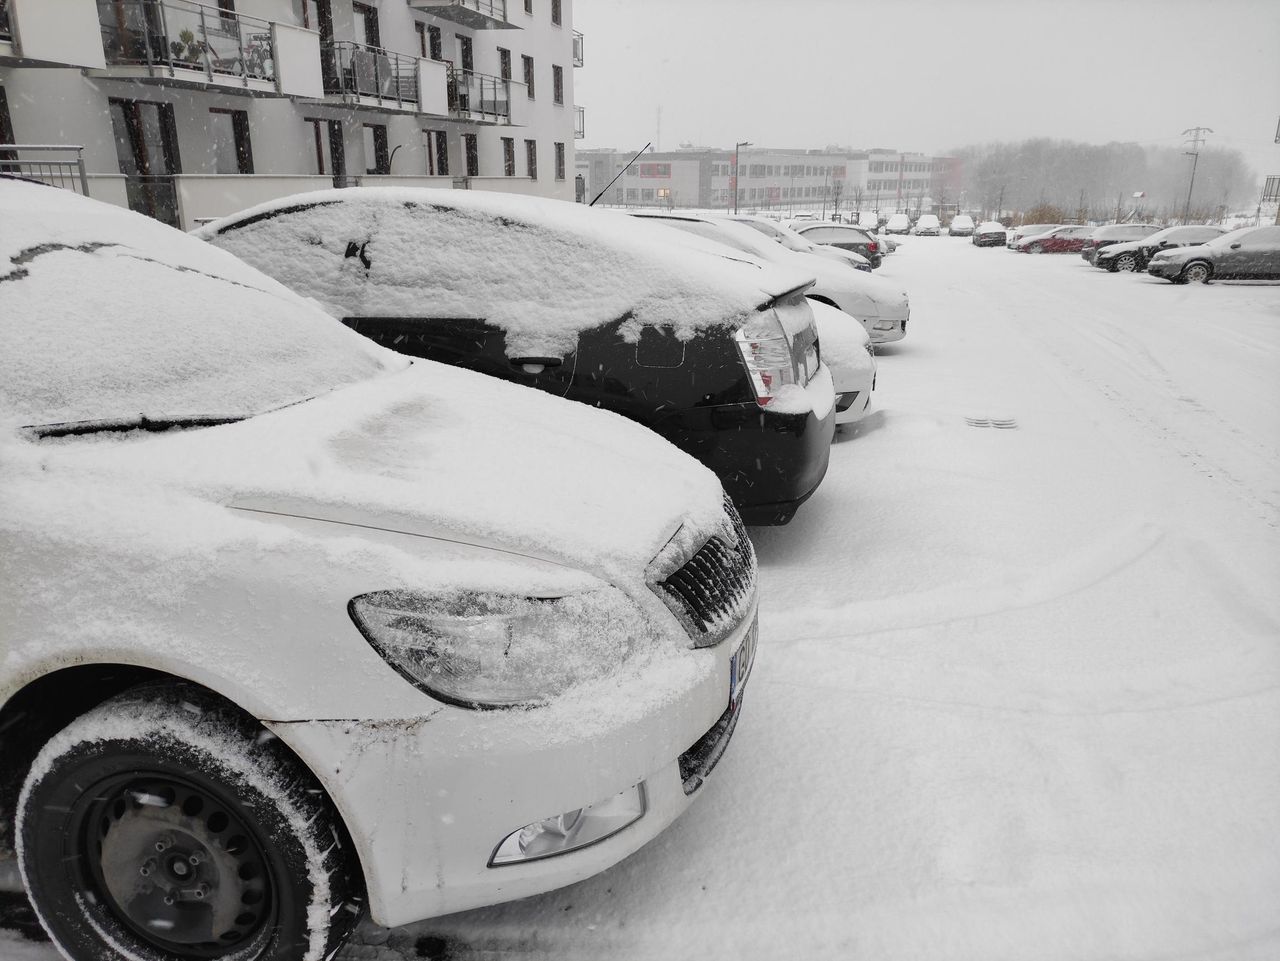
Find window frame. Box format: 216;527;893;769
522;54;535;99
208;106;253;175
501;136;515;177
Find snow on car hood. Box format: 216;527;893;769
195;188;812;358
17;363;727;584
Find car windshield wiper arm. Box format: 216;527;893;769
24;413;246;440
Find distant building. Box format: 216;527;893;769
0;0;585;229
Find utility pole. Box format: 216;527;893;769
732;141;751;215
1182;125;1212;223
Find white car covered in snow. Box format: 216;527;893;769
632;212;910;345
0;181;759;959
807;299;877;425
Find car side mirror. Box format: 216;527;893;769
1230;243;1242;250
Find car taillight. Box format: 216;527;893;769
867;241;879;253
734;315;796;408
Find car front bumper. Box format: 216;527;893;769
271;606;758;927
1146;259;1182;279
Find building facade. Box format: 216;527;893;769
0;0;584;228
578;145;959;218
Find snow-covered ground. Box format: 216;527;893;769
5;239;1278;961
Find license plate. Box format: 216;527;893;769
729;617;758;706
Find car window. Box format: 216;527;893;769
646;218;765;258
799;226;863;243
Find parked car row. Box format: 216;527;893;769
0;176;917;960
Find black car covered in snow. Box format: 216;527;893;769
198;189;836;525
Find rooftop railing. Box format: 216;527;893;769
449;68;509;122
323;40;419;108
98;0;277;84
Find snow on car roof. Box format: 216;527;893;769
196;188;813;358
0;180;401;430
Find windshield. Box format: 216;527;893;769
1;181;401;431
1204;226;1261;247
736;218;811;252
641;217;778;261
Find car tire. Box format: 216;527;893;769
1029;242;1043;254
1114;253;1138;272
1180;261;1212;284
17;685;363;961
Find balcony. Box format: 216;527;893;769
449;69;511;124
574;104;585;139
2;0;107;68
322;41;449;115
94;0;323;98
0;144;90;195
406;0;518;30
572;29;583;67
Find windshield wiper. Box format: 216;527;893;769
24;413;246;440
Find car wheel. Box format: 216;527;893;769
1029;242;1043;254
17;685;363;961
1181;261;1212;284
1114;253;1138;272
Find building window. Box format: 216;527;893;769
626;188;637;201
352;1;380;48
363;123;389;175
497;47;511;81
551;0;561;24
209;108;252;175
457;34;473;72
524;0;532;13
552;64;563;104
525;139;537;179
502;137;515;176
424;129;448;176
427;24;442;60
522;54;535;98
554;142;565;181
463;133;478;176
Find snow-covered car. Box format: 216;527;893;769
1013;225;1094;253
912;214;940;236
1146;225;1280;283
807;299;877;425
198;189;835;526
784;221;884;268
1006;223;1061;248
972;221;1008;247
633;212;910;345
730;214;873;272
948;214;975;237
884;213;911;235
0;180;761;960
1079;223;1161;264
1094;224;1225;272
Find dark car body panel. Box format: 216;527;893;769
1096;227;1226;271
1147;226;1280;282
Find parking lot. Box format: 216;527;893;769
4;237;1277;961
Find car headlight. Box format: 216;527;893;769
349;588;647;709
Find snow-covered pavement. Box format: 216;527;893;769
5;239;1278;961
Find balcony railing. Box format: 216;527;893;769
0;144;90;195
574;104;585;139
449;68;509;122
98;0;276;85
323;40;419;108
572;29;583;67
408;0;515;30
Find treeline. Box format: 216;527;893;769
949;138;1258;222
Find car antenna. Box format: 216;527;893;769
589;142;653;207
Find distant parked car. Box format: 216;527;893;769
884;213;911;235
200;188;836;524
1095;225;1226;272
1079;224;1162;265
1013;225;1095;253
1006;223;1061;248
972;221;1008;247
730;215;872;271
857;211;879;230
912;214;940;236
634;212;909;345
785;221;884;268
948;214;975;237
1146;225;1280;283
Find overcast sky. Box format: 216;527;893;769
574;0;1280;180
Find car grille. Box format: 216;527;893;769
647;495;757;648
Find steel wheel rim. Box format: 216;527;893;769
1185;263;1209;283
71;773;276;958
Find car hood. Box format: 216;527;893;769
1099;240;1145;257
21;363;728;583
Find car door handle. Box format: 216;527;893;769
1230;243;1242;249
510;356;563;374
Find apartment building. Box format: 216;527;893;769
578;145;960;217
0;0;584;229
